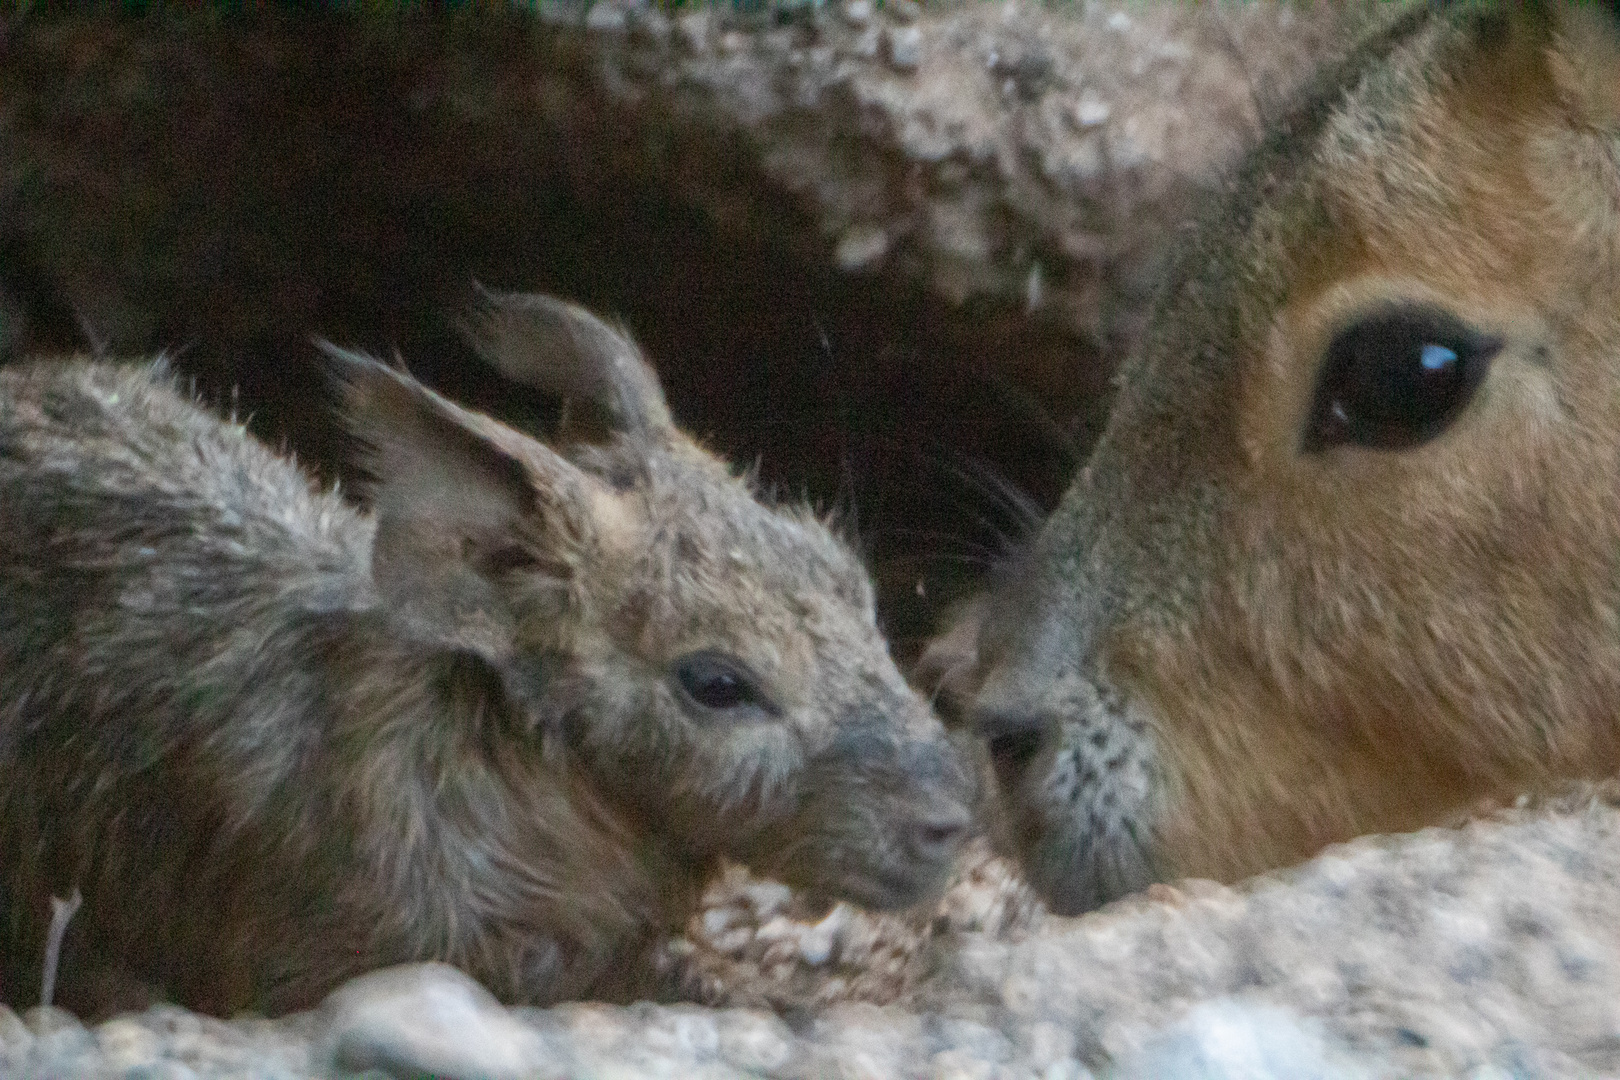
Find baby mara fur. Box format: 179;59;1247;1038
0;291;974;1017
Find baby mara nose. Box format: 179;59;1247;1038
904;802;974;862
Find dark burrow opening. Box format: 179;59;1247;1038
2;8;1117;658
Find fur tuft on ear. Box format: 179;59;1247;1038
323;342;544;544
459;286;674;441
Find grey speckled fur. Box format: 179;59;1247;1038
0;293;973;1019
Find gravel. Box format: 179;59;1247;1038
675;840;1042;1012
7;790;1620;1079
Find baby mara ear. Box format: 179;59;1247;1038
460;285;673;443
322;343;636;659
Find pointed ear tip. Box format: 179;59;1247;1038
472;285;530;313
315;338;366;370
460;292;612;362
315;340;357;393
321;342;405;379
318;343;419;419
477;289;594;324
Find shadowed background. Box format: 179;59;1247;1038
0;0;1362;655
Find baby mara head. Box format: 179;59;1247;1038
344;290;975;914
964;1;1620;914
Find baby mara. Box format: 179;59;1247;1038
954;1;1620;914
0;291;973;1017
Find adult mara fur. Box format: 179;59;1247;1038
0;291;973;1017
966;1;1620;914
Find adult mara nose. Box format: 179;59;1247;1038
970;700;1048;792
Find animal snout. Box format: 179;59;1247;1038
902;802;974;863
886;734;978;866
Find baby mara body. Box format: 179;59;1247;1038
0;292;973;1017
955;1;1620;914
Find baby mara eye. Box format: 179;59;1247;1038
1302;305;1503;453
671;650;779;717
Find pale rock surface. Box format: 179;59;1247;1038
7;793;1620;1078
318;964;555;1080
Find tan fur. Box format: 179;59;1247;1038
964;2;1620;914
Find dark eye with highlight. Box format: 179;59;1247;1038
672;651;776;716
1303;306;1502;452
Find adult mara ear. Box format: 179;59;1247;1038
322;343;632;657
459;286;674;442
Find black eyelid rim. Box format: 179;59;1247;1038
478;541;542;575
972;705;1045;742
1301;303;1503;454
671;648;782;717
987;729;1044;771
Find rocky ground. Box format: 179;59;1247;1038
673;840;1043;1013
7;788;1620;1079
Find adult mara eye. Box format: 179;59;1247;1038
671;650;777;716
1302;305;1503;452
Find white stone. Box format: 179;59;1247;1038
719;1012;795;1071
675;10;712;53
851;26;882;59
834;226;891;272
704;905;742;938
24;1005;84;1039
585;2;629;34
1042;1062;1096;1080
1022;1021;1077;1070
96;1017;162;1071
743;880;794;916
24;1008;93;1065
756;914;798;943
320;963;553;1080
1073;92;1112;127
885;25;923;70
1111;999;1370;1080
642;1006;722;1060
126;1062;200;1080
799;903;852;965
0;1006;32;1058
